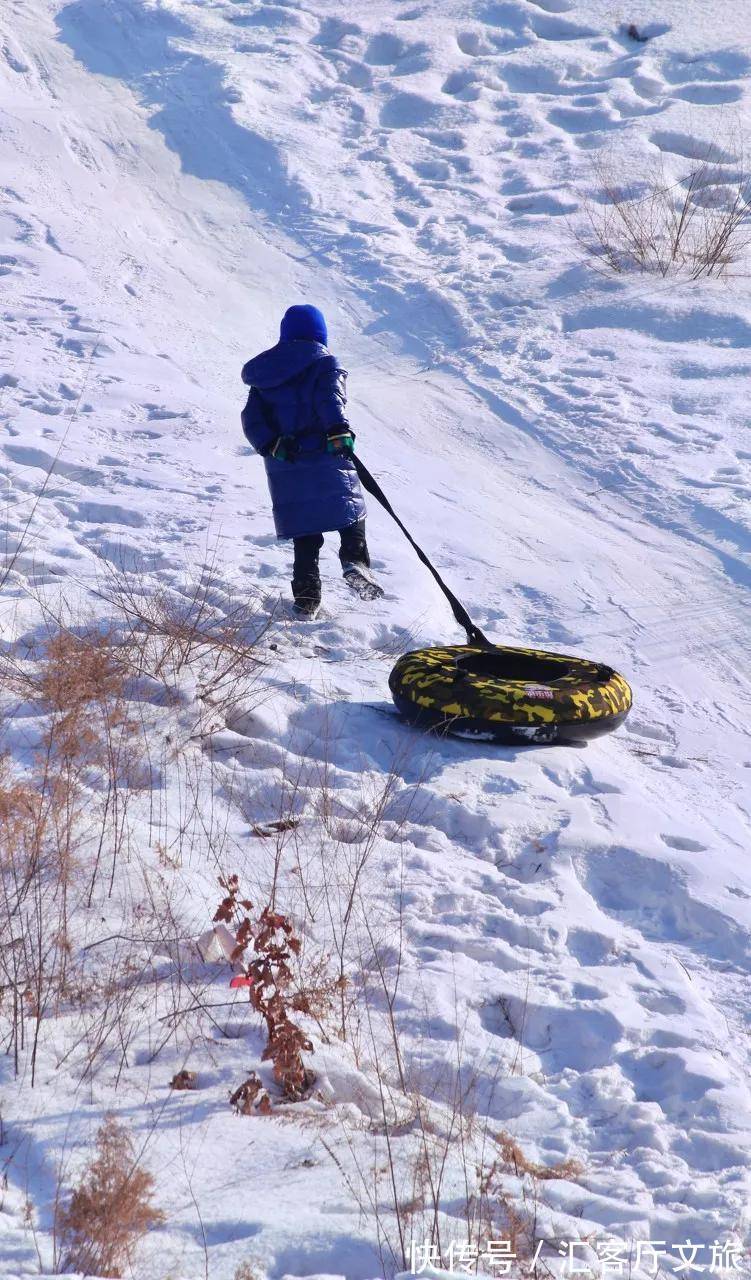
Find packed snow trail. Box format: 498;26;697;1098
1;0;750;1277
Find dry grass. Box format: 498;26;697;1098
0;550;272;1079
93;553;271;722
575;144;751;278
233;1264;265;1280
55;1114;164;1276
321;925;584;1280
329;1072;584;1278
0;624;143;1086
0;710;85;1084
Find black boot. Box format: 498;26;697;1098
339;520;384;600
339;518;371;572
292;534;323;617
292;573;321;616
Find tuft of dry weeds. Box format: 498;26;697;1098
0;554;272;1082
230;1072;272;1116
169;1069;197;1091
93;552;271;722
0;751;78;1082
234;1264;265;1280
492;1132;583;1184
574;144;751;278
55;1114;164;1277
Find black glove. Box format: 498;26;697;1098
264;435;299;462
326;429;355;456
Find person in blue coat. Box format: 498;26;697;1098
241;305;379;614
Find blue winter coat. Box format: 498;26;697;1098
241;340;366;540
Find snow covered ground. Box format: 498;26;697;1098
0;0;750;1276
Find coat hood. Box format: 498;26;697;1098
241;341;330;389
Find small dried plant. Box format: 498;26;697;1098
35;626;132;768
575;144;751;278
0;752;78;1082
55;1114;164;1276
93;551;270;718
214;875;315;1106
230;1071;272;1116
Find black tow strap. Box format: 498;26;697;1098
351;454;490;648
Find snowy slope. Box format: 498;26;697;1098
1;0;750;1277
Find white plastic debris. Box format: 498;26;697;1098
196;922;237;964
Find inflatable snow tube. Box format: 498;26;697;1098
389;644;632;745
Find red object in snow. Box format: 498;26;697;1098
229;975;254;989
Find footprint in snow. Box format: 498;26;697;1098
64;500;146;528
625;716;673;744
379;91;447;129
650;129;738;163
567;926;615;966
618;1047;727;1120
580;846;750;966
661;48;751;85
4;444;104;485
363;32;430;72
529;13;598;41
442;68;482;99
143;404;188;421
482;774;522;796
547;104;622;135
630;72;666;101
672;82;743;105
654;753;691;771
571;981;607;1000
660;834;708;853
525;0;573;12
23;397;63;416
506;192;578;215
486;992;623;1072
455;30;497;56
311;16;362;51
633;985;687;1015
566;767;622;797
227;4;316;33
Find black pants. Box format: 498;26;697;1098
292;519;369;602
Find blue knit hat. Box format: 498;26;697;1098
279;304;328;346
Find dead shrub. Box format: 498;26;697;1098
214;875;316;1105
278;746;426;1044
37;628;128;736
230;1072;272;1116
0;555;271;1091
332;1089;584;1278
5;624;135;776
93;553;270;720
169;1069;197;1091
55;1113;164;1276
234;1264;264;1280
0;618;167;1082
492;1131;582;1183
325;946;584;1280
575;145;751;278
0;756;77;1082
473;1131;584;1268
